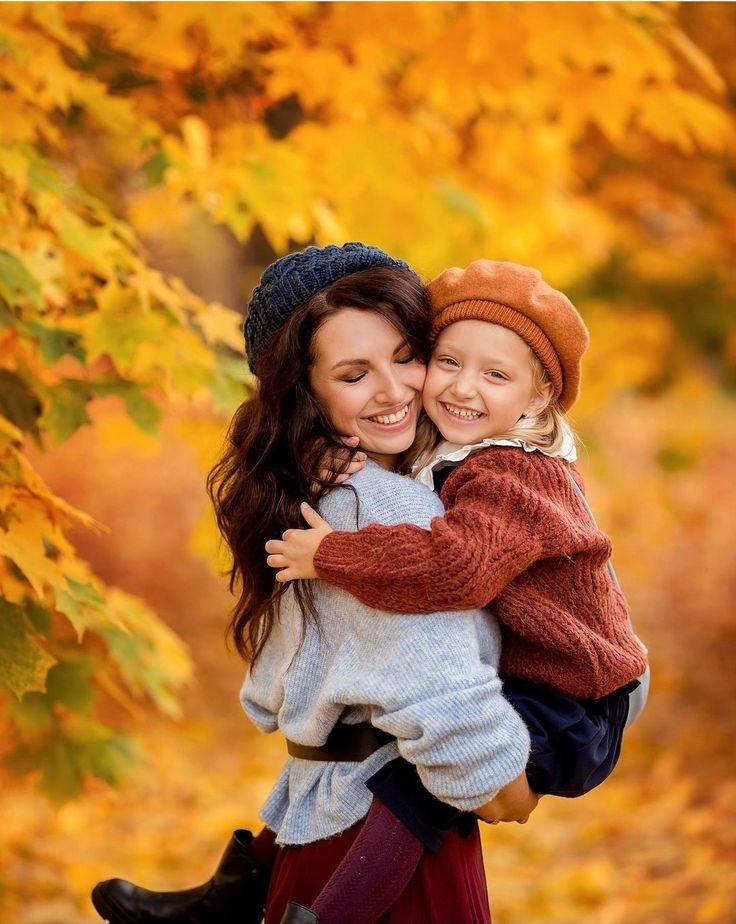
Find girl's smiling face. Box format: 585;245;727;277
423;320;552;445
309;308;426;469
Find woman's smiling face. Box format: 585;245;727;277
309;308;426;469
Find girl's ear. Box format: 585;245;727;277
525;381;553;418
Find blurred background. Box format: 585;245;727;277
1;3;735;922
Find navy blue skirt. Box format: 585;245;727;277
501;675;634;797
367;676;636;851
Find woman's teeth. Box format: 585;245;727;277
368;404;410;425
442;403;483;420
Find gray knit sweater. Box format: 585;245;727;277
241;461;530;845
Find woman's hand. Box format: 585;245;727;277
474;770;539;825
265;503;334;581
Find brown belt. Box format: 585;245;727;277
286;721;395;762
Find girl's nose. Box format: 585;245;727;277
451;371;477;399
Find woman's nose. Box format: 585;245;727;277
376;371;405;405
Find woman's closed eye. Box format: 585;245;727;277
341;353;415;382
339;369;367;384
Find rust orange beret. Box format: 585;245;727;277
428;260;589;411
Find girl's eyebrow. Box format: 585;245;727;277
435;341;511;367
330;341;409;371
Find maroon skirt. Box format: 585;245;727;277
264;817;491;924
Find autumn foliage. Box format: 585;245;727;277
1;2;735;922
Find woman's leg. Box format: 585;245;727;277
277;756;471;924
386;823;490;924
265;824;363;924
266;817;490;924
310;799;424;924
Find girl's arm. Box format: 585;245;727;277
268;452;575;613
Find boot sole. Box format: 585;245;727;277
90;883;138;924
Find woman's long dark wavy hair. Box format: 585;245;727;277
207;265;431;664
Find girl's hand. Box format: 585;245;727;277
474;770;539;825
316;435;367;487
265;503;334;581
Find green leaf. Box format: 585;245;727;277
26;153;74;198
64;576;106;608
53;207;123;275
0;370;43;433
64;716;139;787
143;149;170;185
0;249;42;310
39;732;83;803
0;600;57;698
45;658;95;715
92;377;161;435
78;731;138;787
84;297;171;368
23;597;52;636
201;367;246;413
52;585;94;639
28;321;86;364
97;624;180;717
0;299;14;328
656;444;697;473
121;386;161;434
8;691;53;733
40;380;92;442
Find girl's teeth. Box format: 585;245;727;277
444;403;482;420
370;404;409;425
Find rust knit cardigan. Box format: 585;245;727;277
314;447;648;700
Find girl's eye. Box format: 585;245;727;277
487;370;507;380
437;356;459;368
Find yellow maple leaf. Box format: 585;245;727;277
194;303;243;352
0;502;68;597
11;447;105;532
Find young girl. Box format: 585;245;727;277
265;259;650;921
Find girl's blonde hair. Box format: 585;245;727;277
406;347;576;470
496;351;576;455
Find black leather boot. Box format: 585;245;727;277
279;902;321;924
90;829;269;924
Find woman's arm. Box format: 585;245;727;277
338;598;532;815
474;770;539;823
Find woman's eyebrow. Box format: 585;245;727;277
330;341;409;371
331;357;369;370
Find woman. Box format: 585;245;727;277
92;243;535;924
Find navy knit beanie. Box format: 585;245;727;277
244;242;415;368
